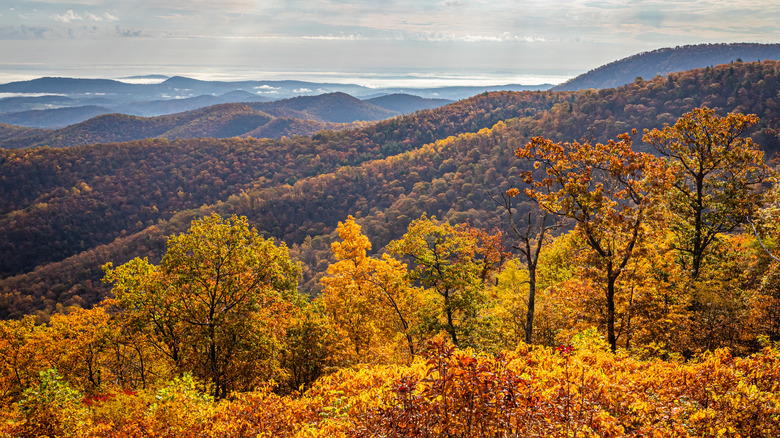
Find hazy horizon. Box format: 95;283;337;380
3;1;779;91
0;65;575;89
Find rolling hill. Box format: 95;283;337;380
365;94;453;114
0;93;402;148
248;92;396;123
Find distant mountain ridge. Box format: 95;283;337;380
366;94;452;114
0;75;552;128
0;92;421;148
552;42;780;91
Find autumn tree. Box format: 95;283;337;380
644;107;772;279
321;216;425;363
388;215;505;347
104;213;301;398
498;189;562;344
516;131;667;351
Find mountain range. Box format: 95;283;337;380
0;92;455;148
0;76;546;128
2;43;779;135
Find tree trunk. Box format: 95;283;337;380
444;291;458;346
606;272;617;352
525;268;537;344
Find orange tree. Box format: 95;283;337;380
644;107;772;280
515;131;668;351
104;213;302;398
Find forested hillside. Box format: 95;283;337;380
2;60;780;319
553;42;780;91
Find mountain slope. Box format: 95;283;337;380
0;106;113;128
552;42;780;91
365;94;452;113
250;92;397;123
0;124;49;143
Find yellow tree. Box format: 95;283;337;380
516;131;668;351
104;213;302;398
0;317;40;409
321;217;424;363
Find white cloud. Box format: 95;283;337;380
51;9;118;24
254;84;280;90
53;10;82;23
294;88;312;93
84;11;101;21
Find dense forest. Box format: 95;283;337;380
2;60;780;436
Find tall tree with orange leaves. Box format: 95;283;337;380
515;131;668;351
321;217;426;363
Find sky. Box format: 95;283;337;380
1;0;779;87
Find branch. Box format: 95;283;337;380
746;216;780;263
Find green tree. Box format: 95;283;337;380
15;368;86;438
104;213;301;398
388;215;504;347
644;107;772;279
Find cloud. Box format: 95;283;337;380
396;31;546;43
83;11;101;21
115;25;142;37
52;9;119;24
0;25;55;39
144;0;267;14
254;85;280;90
302;34;362;40
53;10;82;23
294;88;312;93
